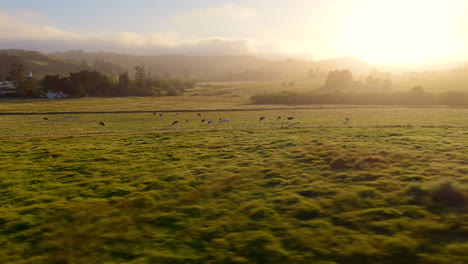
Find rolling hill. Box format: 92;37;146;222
0;49;84;78
51;50;382;80
1;49;394;81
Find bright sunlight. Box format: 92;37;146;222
340;0;466;64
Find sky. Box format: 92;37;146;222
1;0;467;64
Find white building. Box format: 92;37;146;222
0;81;17;95
46;91;70;99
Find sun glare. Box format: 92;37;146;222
340;0;465;64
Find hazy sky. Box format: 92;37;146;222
1;0;467;64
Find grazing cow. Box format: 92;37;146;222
172;121;179;126
43;117;48;120
207;120;213;125
159;113;164;117
219;118;229;123
287;117;294;120
259;116;266;121
186;119;189;123
197;113;202;117
201;119;206;123
99;122;105;126
344;117;350;124
153;112;156;115
277;116;282;120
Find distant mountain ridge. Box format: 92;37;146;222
1;49;389;81
0;49;83;78
52;50;386;80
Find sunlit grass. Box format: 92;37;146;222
1;107;467;138
0;101;467;263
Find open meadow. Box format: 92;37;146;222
1;96;468;264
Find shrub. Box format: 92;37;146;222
291;203;322;220
225;231;289;263
264;178;286;187
272;194;302;205
329;157;352;170
432;182;467;207
250;91;468;106
248;207;278;220
381;233;420;263
405;184;430;201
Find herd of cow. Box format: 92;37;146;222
41;112;350;127
164;113;296;126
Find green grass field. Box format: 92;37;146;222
1;97;468;264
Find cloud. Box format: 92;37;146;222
0;8;302;58
0;10;82;41
0;9;256;56
9;9;48;23
83;34;255;56
170;3;257;24
171;37;254;55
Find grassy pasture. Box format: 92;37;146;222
0;96;246;113
192;80;325;97
1;99;468;263
1;106;467;138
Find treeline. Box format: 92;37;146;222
320;69;393;91
42;70;195;97
3;63;195;97
251;90;468;106
251;68;467;106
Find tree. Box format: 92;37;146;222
7;63;27;83
365;76;382;88
20;78;39;97
69;70;113;96
41;75;72;95
116;71;131;95
42;75;61;92
118;71;130;88
7;63;30;97
382;78;393;89
134;65;147;89
324;69;353;89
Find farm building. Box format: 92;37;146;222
46;91;70;99
0;81;17;95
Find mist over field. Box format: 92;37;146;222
1;1;468;263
